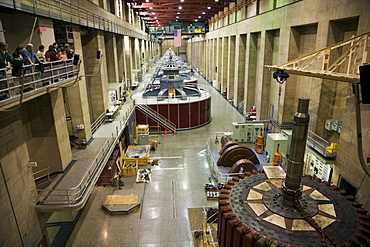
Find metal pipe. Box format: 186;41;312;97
282;98;310;206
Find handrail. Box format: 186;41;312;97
33;167;51;181
135;104;176;131
307;130;338;158
91;111;106;134
133;83;212;105
0;59;78;108
31;103;136;210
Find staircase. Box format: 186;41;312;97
135;104;177;133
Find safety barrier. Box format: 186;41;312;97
31;104;136;210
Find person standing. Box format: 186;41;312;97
12;45;25;77
45;45;60;62
64;44;73;59
12;45;24;59
22;43;42;70
36;45;46;63
0;42;13;82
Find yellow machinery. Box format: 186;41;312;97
273;152;282;166
255;135;265;154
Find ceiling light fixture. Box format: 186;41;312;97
195;19;198;22
145;0;149;2
215;0;219;2
180;0;184;2
202;12;206;14
149;7;153;9
198;16;201;18
178;6;182;9
152;12;155;15
207;6;211;9
176;16;179;18
177;12;181;14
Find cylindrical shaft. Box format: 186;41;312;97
282;98;310;206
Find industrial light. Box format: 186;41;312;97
207;6;211;9
195;19;198;22
145;0;149;2
215;0;219;2
177;12;181;14
176;16;179;18
198;16;201;18
154;16;157;18
178;6;182;9
180;0;184;2
149;7;153;9
202;12;206;14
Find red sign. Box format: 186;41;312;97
40;27;47;32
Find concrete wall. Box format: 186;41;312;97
191;0;370;211
0;1;157;244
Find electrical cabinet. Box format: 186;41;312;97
280;129;292;156
265;133;288;164
232;122;263;143
252;123;264;143
325;119;339;131
304;147;334;183
337;122;342;133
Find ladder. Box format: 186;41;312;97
135;104;176;133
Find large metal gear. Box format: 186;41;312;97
217;171;370;247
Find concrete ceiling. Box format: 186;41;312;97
127;0;235;27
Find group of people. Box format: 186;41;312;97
0;42;74;77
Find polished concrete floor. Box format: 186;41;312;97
65;68;246;246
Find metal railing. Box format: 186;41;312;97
33;167;51;181
0;0;147;40
31;104;136;210
0;60;78;107
133;83;212;105
307;130;338;158
135;104;176;131
91;111;106;134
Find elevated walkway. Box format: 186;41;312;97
31;71;155;212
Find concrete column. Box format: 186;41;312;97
218;11;223;29
221;37;229;96
64;25;92;141
247;32;260;117
24;92;72;172
255;31;271;119
116;35;125;82
223;7;229;26
0;110;41;246
235;34;246;109
204;40;208;79
217;37;222;91
229;3;236;24
275;25;290;124
82;30;109;121
124;36;133;89
209;39;214;81
227;36;236;103
105;33;120;83
265;29;281;121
